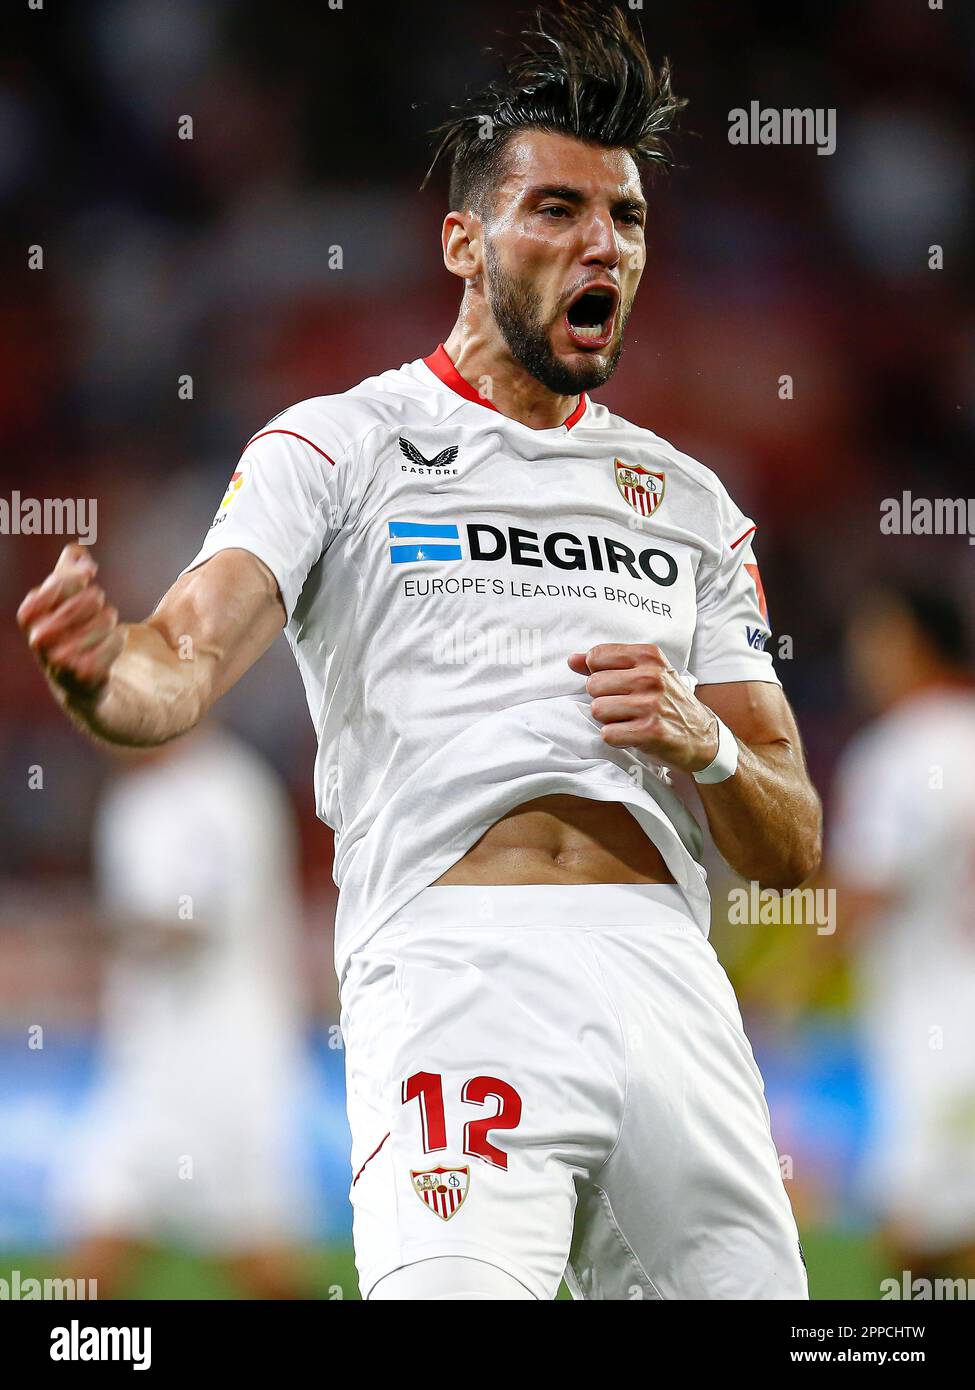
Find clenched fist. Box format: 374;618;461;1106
17;543;124;702
568;642;718;774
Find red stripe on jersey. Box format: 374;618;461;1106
424;344;499;413
423;344;588;431
244;429;339;467
730;524;757;551
352;1131;390;1186
562;392;588;430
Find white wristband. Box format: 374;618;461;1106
692;716;739;785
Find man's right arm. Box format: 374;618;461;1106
17;542;286;747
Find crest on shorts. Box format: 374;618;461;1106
614;459;665;517
411;1165;470;1220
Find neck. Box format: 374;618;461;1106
442;319;582;431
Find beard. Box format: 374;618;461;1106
484;239;629;395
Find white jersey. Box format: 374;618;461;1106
94;726;303;1086
830;688;975;1006
181;346;779;980
829;688;975;1241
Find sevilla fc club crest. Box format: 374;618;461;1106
615;460;665;517
411;1166;470;1221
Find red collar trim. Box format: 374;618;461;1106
422;344;588;431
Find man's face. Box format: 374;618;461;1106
478;130;647;394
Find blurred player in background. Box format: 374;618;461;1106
829;581;975;1282
52;723;313;1298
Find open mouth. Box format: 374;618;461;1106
564;286;619;350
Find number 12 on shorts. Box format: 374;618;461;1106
402;1071;523;1170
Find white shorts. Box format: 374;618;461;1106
340;882;808;1300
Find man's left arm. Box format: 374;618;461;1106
569;644;822;889
694;676;822;889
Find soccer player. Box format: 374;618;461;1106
51;724;313;1298
18;3;820;1299
829;582;975;1283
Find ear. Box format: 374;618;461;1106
442;211;482;283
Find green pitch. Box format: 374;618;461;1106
2;1227;885;1300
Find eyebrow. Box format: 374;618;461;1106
524;184;647;215
525;184;585;204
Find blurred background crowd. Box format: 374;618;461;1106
1;0;973;1297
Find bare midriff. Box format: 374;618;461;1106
433;793;675;886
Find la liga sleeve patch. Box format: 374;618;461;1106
211;458;251;527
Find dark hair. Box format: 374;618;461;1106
883;580;972;667
422;1;685;213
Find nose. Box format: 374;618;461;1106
580;210;622;270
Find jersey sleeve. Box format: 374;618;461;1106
688;483;780;687
178;410;350;622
